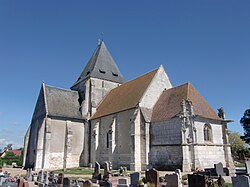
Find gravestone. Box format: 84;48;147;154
57;173;64;184
93;161;101;180
103;162;111;180
130;172;140;187
117;178;129;187
63;177;70;187
165;173;181;187
44;171;49;185
188;174;206;187
214;162;226;176
146;168;159;187
232;175;250;187
83;180;93;187
99;180;112;187
37;170;44;183
246;160;250;175
175;169;182;187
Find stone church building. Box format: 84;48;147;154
23;41;234;172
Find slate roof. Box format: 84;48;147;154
44;85;83;120
71;41;125;89
151;83;221;122
91;69;158;119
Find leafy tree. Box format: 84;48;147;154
241;109;250;144
229;131;249;156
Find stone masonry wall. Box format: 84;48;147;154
150;118;183;170
91;109;135;169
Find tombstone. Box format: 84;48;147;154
49;171;56;184
175;169;182;187
130;172;141;187
217;175;225;187
246;160;250;175
214;162;226;176
117;178;129;187
165;173;180;187
63;177;70;187
37;170;44;183
57;173;64;184
44;171;49;185
188;174;206;187
83;180;93;187
103;162;111;180
92;161;102;180
99;180;112;187
145;169;159;187
232;175;250;187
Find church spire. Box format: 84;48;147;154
71;41;125;90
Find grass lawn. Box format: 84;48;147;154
53;167;95;175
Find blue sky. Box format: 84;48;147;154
0;0;249;149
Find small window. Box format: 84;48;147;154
204;124;212;142
106;133;109;148
99;69;106;74
112;72;118;77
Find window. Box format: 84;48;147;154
204;124;212;142
99;69;106;74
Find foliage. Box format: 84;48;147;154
241;109;250;144
229;131;249;156
0;149;23;167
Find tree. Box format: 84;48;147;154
241;109;250;144
229;131;249;156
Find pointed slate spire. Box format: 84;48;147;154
71;41;125;89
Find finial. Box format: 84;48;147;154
101;32;104;41
98;32;104;45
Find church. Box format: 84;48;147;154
23;41;234;173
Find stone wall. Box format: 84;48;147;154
90;78;120;116
91;109;136;169
195;145;226;168
150;118;183;170
35;118;85;170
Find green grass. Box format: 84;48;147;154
53;167;95;175
235;163;245;168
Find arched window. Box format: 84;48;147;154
204;124;212;142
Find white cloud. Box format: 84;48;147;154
0;138;9;148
